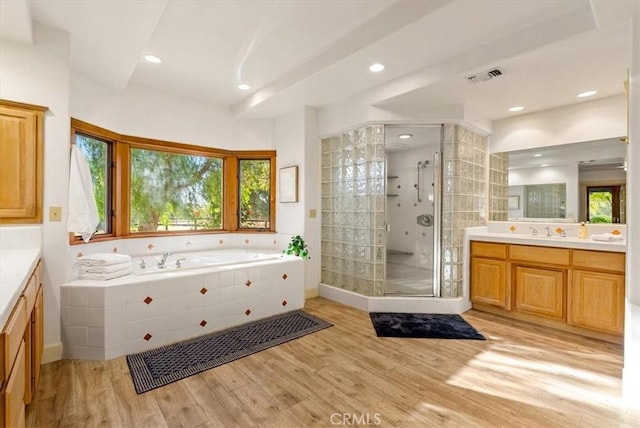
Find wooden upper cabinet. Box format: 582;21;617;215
0;99;47;223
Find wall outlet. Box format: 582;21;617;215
49;206;62;222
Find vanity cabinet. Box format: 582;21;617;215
470;242;625;343
1;260;43;427
0;100;47;224
470;242;508;309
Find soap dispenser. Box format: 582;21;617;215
578;222;589;239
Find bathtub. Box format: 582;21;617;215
133;249;283;275
61;249;304;360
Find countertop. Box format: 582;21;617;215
467;231;626;252
0;248;41;329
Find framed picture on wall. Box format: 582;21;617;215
279;166;298;203
508;195;519;210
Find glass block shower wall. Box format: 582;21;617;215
489;152;509;221
320;125;386;296
441;124;488;298
525;183;567;218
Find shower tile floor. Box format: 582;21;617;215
384;261;434;296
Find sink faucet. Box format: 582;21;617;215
529;227;538;236
157;252;170;268
544;227;552;237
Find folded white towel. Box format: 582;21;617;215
76;252;132;266
78;261;133;274
591;233;624;242
77;265;133;280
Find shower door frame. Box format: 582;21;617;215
382;124;443;297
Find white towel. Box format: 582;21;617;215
78;261;133;274
77;265;133;280
591;233;624;242
67;145;100;243
76;252;132;266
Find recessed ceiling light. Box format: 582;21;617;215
237;83;251;90
143;54;163;64
533;153;542;157
508;106;524;112
541;164;549;167
369;63;385;73
398;134;412;139
577;90;597;98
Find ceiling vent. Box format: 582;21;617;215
466;67;503;84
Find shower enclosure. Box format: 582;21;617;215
320;123;488;300
384;126;441;296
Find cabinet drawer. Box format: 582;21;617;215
1;297;28;383
1;340;26;428
510;245;570;266
572;250;625;273
471;242;507;259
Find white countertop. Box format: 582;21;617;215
0;248;41;329
468;231;626;252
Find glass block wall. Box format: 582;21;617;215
320;125;386;296
441;124;488;298
524;183;567;218
489;152;509;221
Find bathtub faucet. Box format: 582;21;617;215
158;252;170;269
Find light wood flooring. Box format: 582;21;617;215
26;297;639;427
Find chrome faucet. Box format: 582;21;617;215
529;227;538;236
545;227;552;237
175;258;187;268
157;252;170;268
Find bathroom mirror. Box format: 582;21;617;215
496;137;627;223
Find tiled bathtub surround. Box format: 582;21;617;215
320;125;386;296
441;124;488;298
61;256;304;360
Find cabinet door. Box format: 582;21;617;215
569;270;625;334
1;340;26;428
0;102;44;223
514;266;565;319
31;287;44;393
471;257;507;308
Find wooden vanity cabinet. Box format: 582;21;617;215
0;100;47;224
470;242;508;309
568;250;625;335
470;242;625;343
1;260;44;427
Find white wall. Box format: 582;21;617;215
71;72;273;150
491;95;627;153
508;164;579;221
273;107;320;294
624;11;640;413
0;24;70;359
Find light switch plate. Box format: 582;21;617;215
49;206;62;221
309;209;317;218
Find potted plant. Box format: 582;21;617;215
283;235;310;259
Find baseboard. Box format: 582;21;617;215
42;342;63;364
305;288;319;299
318;283;471;314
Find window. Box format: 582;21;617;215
70;119;275;243
130;148;223;232
74;132;113;236
239;159;272;229
587;185;622;223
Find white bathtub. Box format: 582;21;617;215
62;249;304;360
134;249;283;275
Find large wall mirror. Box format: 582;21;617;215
495;137;627;223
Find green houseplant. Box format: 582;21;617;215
284;235;310;259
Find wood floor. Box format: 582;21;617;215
26;297;639;427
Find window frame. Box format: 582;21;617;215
69;119;276;244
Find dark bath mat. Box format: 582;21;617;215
126;310;332;394
369;312;485;340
